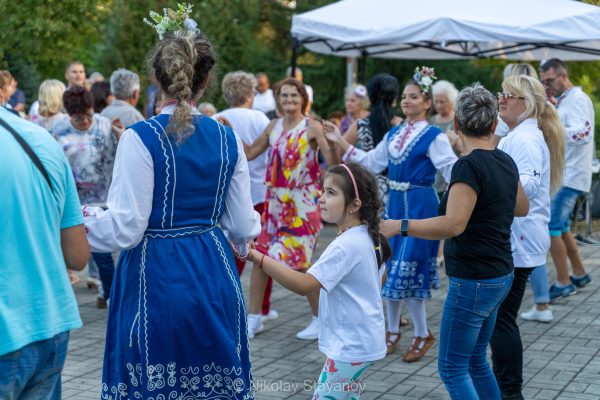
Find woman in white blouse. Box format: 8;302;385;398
84;29;260;399
490;74;564;400
326;68;457;362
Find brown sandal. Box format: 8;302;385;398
386;331;401;355
403;330;435;362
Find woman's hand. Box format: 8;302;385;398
111;118;125;141
322;120;343;144
446;129;463;155
380;219;400;238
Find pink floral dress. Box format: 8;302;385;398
257;118;322;271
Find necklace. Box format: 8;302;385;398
337;225;359;236
394;119;426;152
160;100;197;111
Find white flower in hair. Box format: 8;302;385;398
143;3;197;39
412;66;437;94
184;18;198;32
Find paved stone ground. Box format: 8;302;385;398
63;225;600;399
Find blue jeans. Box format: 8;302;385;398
548;187;582;236
529;264;550;304
438;272;514;400
92;252;115;300
0;331;69;400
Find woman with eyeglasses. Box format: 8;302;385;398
491;75;564;400
51;86;123;308
244;78;339;341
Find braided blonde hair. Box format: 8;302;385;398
149;29;216;143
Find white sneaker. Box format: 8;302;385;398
296;317;319;340
520;306;553;323
261;309;279;321
247;314;264;339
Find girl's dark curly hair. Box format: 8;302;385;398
324;163;391;267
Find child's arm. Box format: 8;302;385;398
248;249;321;296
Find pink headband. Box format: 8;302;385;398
340;163;360;201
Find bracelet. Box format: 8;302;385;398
259;253;266;270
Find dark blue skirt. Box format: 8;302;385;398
101;226;254;399
382;187;440;300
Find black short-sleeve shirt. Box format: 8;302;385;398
439;149;519;279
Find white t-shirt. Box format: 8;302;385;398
498;118;551;268
252;89;276;114
213;108;270;206
556;87;595;192
307;225;386;363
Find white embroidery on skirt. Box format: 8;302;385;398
101;362;254;399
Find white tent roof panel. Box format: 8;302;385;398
291;0;600;60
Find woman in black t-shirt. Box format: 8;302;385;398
381;83;528;400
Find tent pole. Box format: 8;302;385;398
291;37;298;77
359;50;367;82
346;57;357;88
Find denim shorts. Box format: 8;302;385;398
0;331;69;400
548;187;582;237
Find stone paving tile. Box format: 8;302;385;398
63;225;600;399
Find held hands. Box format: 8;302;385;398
322;120;343;144
379;219;400;239
111;118;125;141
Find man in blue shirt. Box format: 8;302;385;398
0;107;89;399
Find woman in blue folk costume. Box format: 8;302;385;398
84;5;260;399
325;67;457;363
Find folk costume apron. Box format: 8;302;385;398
101;115;254;399
382;122;442;301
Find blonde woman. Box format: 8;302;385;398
490;75;564;399
340;84;370;134
30;80;67;131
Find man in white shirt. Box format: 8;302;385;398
540;58;594;300
101;69;144;128
252;73;276;115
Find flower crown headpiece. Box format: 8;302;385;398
412;66;437;94
143;3;198;40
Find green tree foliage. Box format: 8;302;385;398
3;0;600;155
0;0;111;101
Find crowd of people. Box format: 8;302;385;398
0;7;597;400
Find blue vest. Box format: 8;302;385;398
131;114;238;229
386;123;441;186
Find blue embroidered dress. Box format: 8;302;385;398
344;120;456;300
87;110;260;400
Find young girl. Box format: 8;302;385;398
246;163;390;399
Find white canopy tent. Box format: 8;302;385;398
291;0;600;61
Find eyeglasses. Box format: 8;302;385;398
279;93;300;99
71;111;94;124
540;76;558;86
496;91;525;101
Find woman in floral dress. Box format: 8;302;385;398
244;77;338;340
